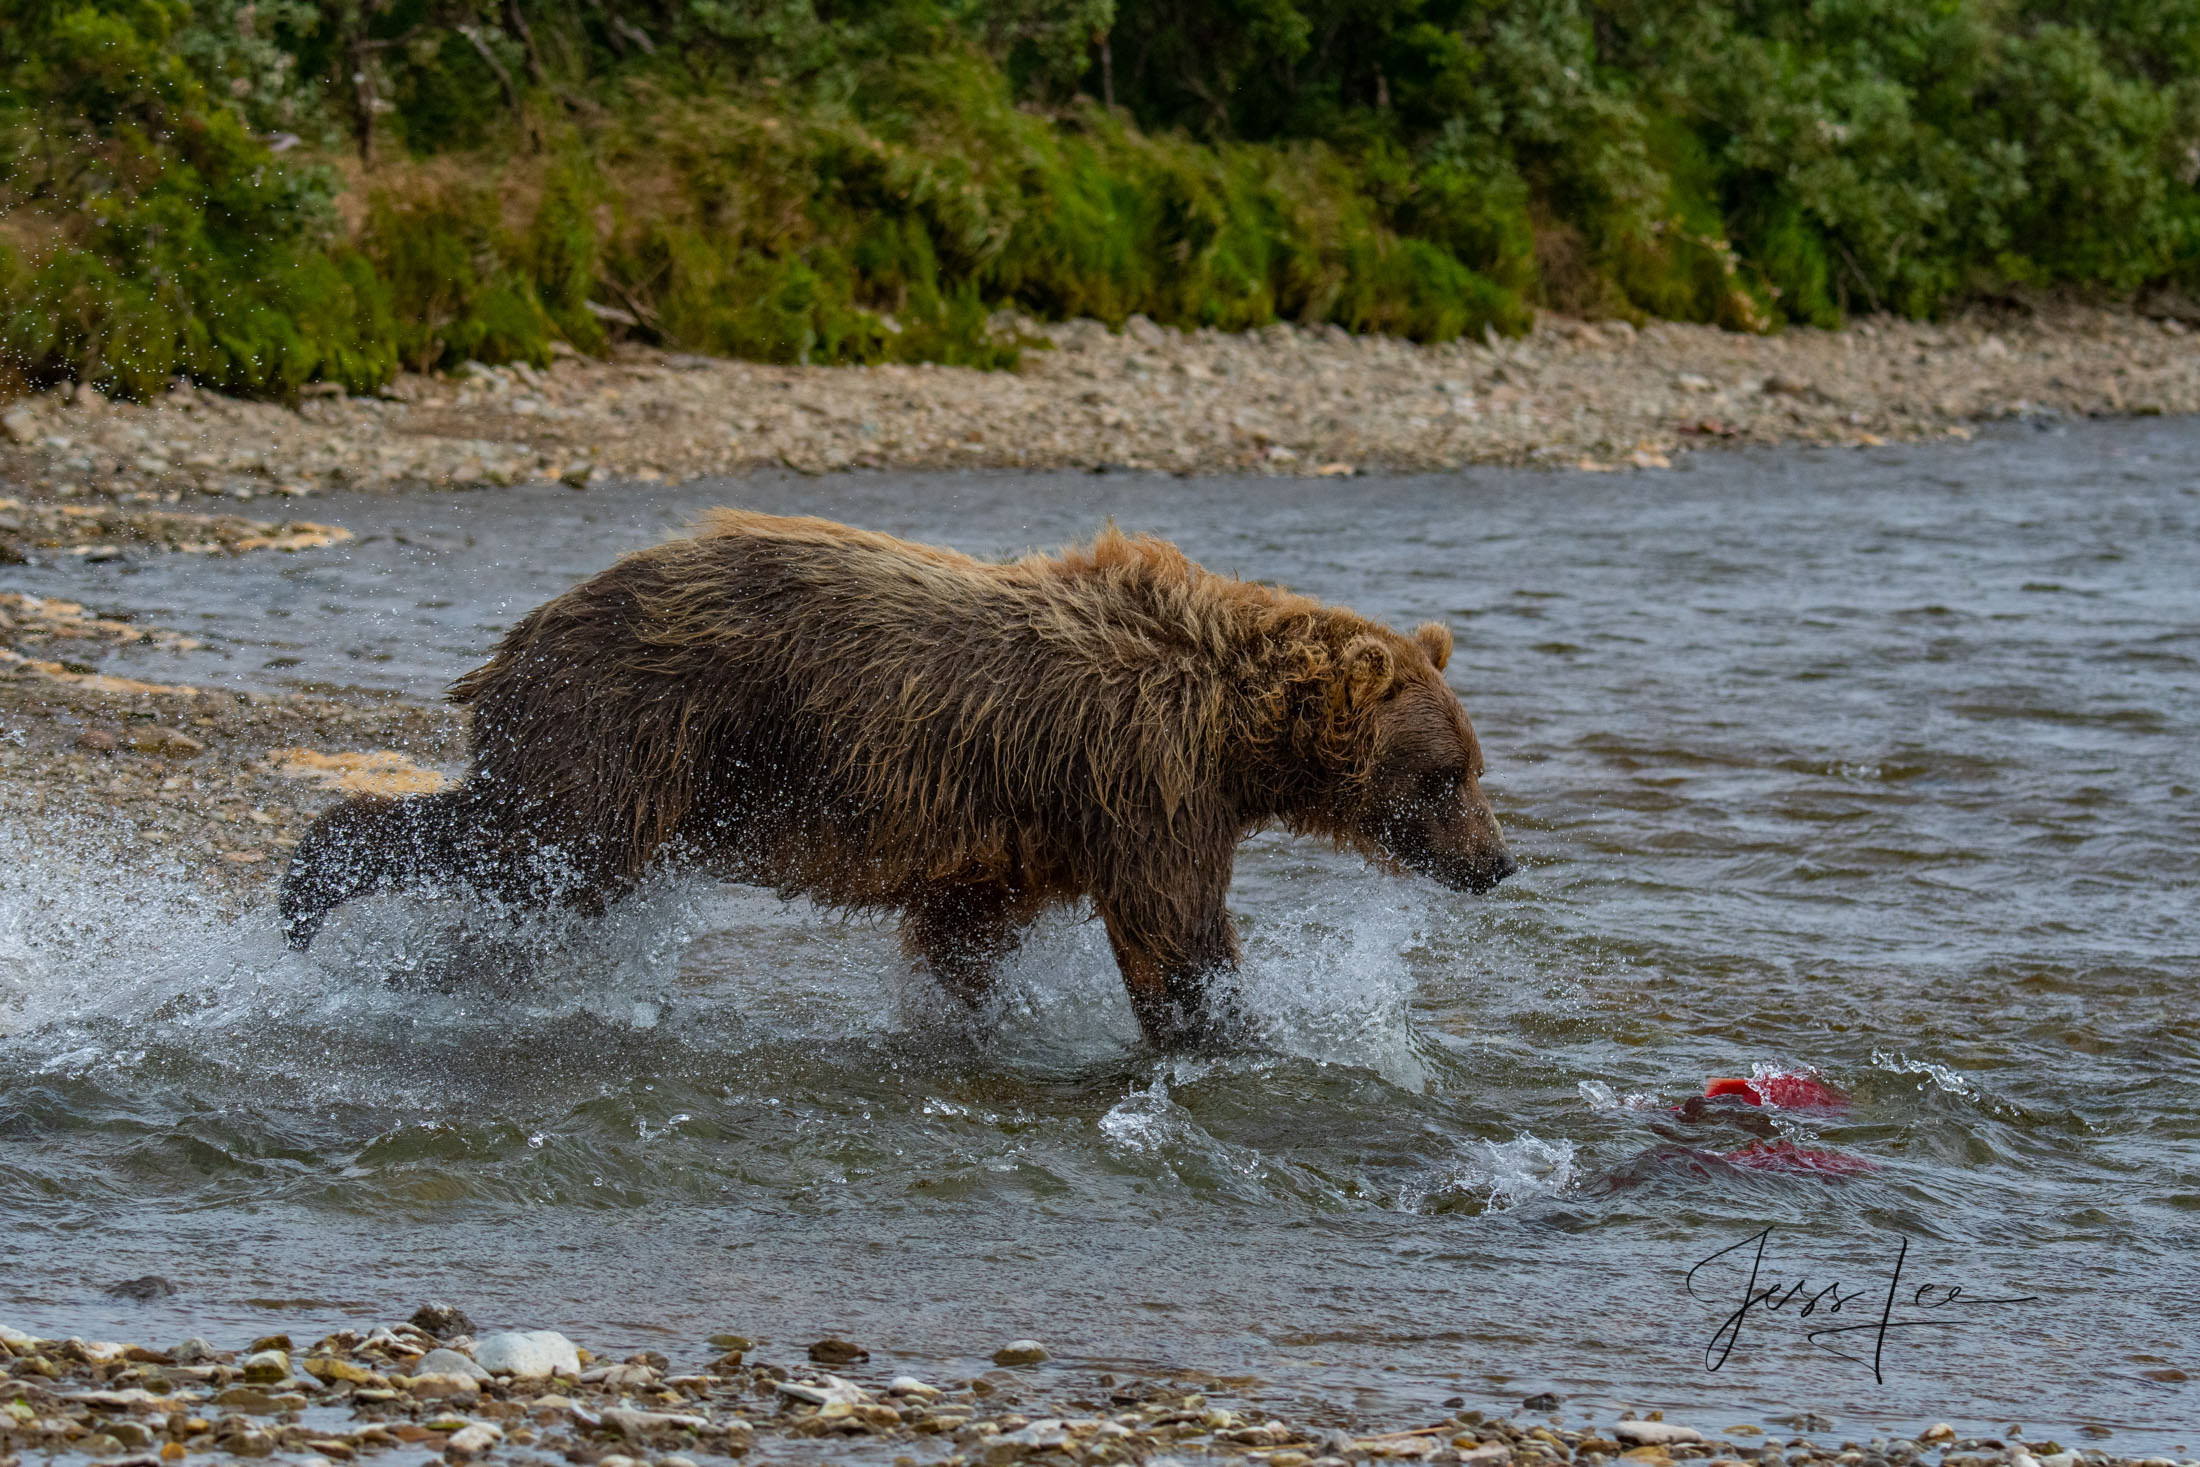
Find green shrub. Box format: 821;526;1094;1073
0;0;394;396
362;185;556;372
10;0;2200;399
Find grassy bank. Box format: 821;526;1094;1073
4;0;2199;399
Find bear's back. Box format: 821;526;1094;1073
457;514;1291;850
439;511;1412;907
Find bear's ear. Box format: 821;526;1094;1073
1338;635;1396;711
1413;621;1453;672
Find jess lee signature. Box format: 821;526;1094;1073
1686;1227;2039;1382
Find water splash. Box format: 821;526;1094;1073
1396;1134;1579;1213
0;814;746;1121
1578;1078;1659;1112
1226;880;1433;1088
1097;1073;1198;1152
879;875;1439;1083
1871;1048;1979;1101
1090;1061;1341;1206
0;817;257;1040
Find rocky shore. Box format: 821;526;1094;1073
0;647;458;911
0;1310;2179;1467
2;305;2198;498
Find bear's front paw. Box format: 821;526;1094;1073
1138;1001;1240;1054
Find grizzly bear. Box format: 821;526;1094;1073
280;511;1516;1047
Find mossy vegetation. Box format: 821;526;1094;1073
4;0;2200;397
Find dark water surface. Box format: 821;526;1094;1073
2;420;2196;1447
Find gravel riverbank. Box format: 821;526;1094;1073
3;305;2198;498
0;1312;2181;1467
0;652;457;918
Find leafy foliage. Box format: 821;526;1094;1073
5;0;2200;397
0;0;394;397
1105;0;2200;322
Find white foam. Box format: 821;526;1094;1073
1097;1074;1198;1152
1397;1133;1579;1213
1870;1047;1979;1100
1577;1078;1659;1111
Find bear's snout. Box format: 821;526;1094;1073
1451;846;1520;893
1365;784;1517;896
1418;836;1517;894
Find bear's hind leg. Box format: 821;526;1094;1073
901;884;1024;1011
280;789;464;950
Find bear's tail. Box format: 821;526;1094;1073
279;789;466;950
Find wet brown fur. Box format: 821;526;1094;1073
280;512;1514;1045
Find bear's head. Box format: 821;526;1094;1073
1325;621;1517;894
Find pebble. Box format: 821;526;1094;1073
599;1407;710;1437
808;1337;869;1364
985;1419;1074;1462
410;1348;489;1380
238;1348;290;1383
472;1330;580;1379
1614;1422;1708;1446
582;1362;660;1390
0;495;349;562
305;1355;385;1385
776;1376;872;1407
405;1372;482;1399
992;1339;1049;1367
0;1313;2181;1467
443;1423;502;1455
410;1303;476;1339
127;726;205;758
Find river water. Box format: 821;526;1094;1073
1;420;2195;1449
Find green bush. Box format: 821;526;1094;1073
7;0;2200;398
0;0;394;397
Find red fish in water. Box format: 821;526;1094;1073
1720;1139;1878;1176
1702;1071;1848;1110
1599;1068;1875;1184
1599;1139;1878;1188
